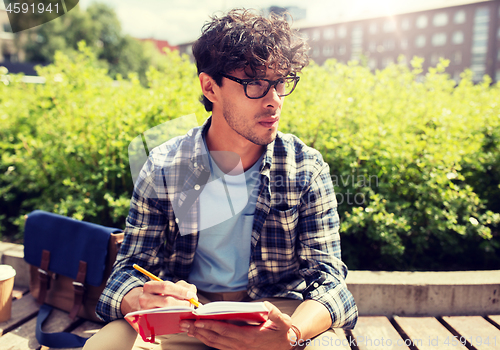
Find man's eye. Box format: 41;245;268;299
248;80;265;87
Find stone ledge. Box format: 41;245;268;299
0;241;29;288
1;242;498;316
345;270;499;316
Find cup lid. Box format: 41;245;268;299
0;265;16;281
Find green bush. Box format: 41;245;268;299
284;57;500;270
0;43;206;240
1;47;499;270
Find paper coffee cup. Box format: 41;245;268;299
0;265;16;322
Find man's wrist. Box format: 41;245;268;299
120;286;143;316
288;324;303;349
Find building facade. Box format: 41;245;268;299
299;0;500;82
0;2;16;62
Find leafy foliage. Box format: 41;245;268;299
1;49;499;270
22;3;166;85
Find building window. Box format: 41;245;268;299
337;25;347;38
368;58;377;70
431;53;441;65
382;57;394;68
384;39;395;50
312;30;321;41
369;42;377;52
452;31;464;45
471;63;486;73
312;47;320;57
496;70;500;82
324;28;335;40
432;33;447;46
338;44;346;55
401;38;408;50
416;15;428;29
383;20;396;32
323;45;334;56
401;18;410;30
369;23;377;34
454;10;466;24
453;71;461;82
497;27;500;39
453;51;462;65
497;49;500;61
433;13;448;27
351;25;363;60
415;35;426;48
471;7;490;80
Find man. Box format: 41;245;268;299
85;9;357;350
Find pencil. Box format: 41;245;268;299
133;263;201;307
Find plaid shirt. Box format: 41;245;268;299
97;118;358;329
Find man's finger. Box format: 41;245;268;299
263;301;292;329
193;320;255;339
175;280;198;299
190;321;254;349
143;281;197;300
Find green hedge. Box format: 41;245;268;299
1;46;499;270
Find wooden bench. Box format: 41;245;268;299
1;242;500;349
1;287;500;350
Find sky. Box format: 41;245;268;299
79;0;477;45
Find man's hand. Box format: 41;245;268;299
121;280;198;315
179;301;296;350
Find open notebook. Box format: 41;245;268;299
125;301;269;343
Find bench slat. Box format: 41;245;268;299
12;287;29;300
0;307;80;350
486;315;500;329
42;321;104;350
441;316;500;350
332;329;352;350
351;316;409;349
0;294;38;336
393;316;468;350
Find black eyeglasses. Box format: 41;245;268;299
219;72;300;99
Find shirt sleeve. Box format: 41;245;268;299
297;157;358;329
96;156;170;322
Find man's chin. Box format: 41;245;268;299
251;131;277;146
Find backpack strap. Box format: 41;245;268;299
69;260;87;319
37;249;51;305
36;304;89;348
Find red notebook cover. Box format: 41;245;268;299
124;302;269;343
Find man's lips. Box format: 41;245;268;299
258;118;279;128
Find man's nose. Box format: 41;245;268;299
262;83;282;107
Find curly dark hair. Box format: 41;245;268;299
192;9;310;112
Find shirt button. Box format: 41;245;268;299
175;218;179;224
313;282;319;288
194;184;200;191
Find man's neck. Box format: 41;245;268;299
205;117;265;172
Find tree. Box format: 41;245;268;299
22;2;162;84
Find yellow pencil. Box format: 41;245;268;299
133;264;201;308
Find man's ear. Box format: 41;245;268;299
199;72;218;105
